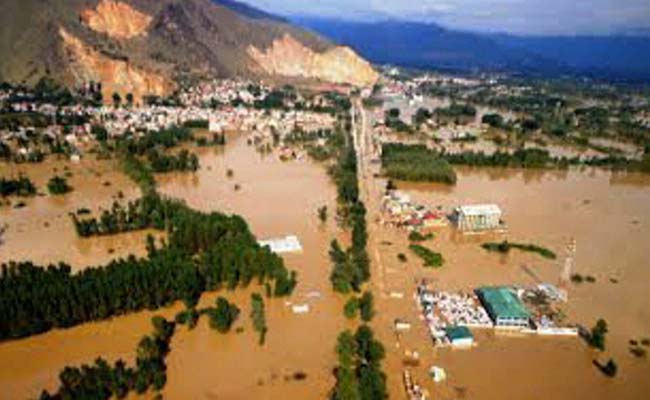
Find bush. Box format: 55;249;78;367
47;175;72;195
206;297;240;333
409;244;444;268
408;231;434;242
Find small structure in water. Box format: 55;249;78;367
445;326;474;347
454;204;503;232
258;235;302;253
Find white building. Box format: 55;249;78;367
454;204;502;231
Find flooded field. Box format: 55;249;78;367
364;165;650;400
0;134;348;399
0;158;148;270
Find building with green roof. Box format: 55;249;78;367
476;287;530;328
445;326;474;347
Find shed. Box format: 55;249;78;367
445;326;474;347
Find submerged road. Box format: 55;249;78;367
351;99;390;298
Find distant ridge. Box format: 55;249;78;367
293;17;650;82
212;0;288;23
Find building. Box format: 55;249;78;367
454;204;502;231
258;235;302;254
476;287;530;328
445;326;474;347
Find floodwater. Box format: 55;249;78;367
364;165;650;400
0;134;348;399
2;129;650;399
0;158;150;270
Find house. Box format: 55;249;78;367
445;326;474;347
454;204;502;231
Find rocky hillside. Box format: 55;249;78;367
0;0;377;101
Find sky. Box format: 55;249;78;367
244;0;650;35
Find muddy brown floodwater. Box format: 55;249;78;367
0;157;154;270
364;165;650;400
2;131;649;400
0;134;349;399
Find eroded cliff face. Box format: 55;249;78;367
81;0;152;40
59;28;171;103
248;34;378;87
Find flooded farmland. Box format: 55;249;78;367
1;131;649;400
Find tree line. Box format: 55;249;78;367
328;127;370;294
1;191;297;341
331;326;387;400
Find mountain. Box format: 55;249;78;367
211;0;287;23
293;18;650;81
0;0;377;101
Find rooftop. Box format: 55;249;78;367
458;204;502;216
476;287;530;320
445;325;473;341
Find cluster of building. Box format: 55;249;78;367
179;79;267;107
380;190;448;231
0;80;338;163
416;282;577;349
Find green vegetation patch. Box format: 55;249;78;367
409;244;444;268
381;143;457;184
481;240;556;260
250;293;268;345
47;175;72;195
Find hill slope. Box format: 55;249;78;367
0;0;377;100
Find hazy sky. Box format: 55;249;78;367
245;0;650;35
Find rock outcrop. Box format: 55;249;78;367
248;34;378;86
81;0;152;39
0;0;378;97
59;28;170;102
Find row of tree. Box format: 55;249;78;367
1;191;296;340
146;148;200;173
331;326;388;400
328;128;371;294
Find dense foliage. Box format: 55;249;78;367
206;297;240;333
328;124;371;294
381;143;457;184
331;326;387;400
0;176;36;197
1;191;296;340
146;148;199;173
46;175;72;195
